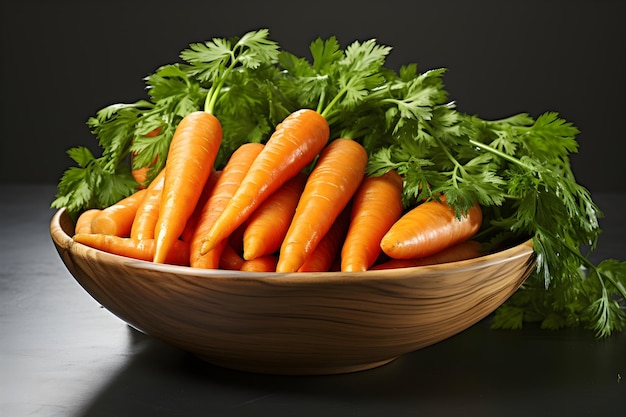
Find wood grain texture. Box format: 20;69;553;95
50;208;535;375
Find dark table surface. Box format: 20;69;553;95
1;184;625;417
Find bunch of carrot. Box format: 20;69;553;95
72;106;485;272
71;31;485;272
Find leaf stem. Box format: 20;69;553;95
469;138;534;171
204;48;240;114
316;88;327;115
539;228;626;301
319;84;348;121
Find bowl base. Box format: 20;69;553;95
195;355;399;375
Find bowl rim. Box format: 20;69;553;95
51;207;535;283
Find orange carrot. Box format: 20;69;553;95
371;240;485;270
219;243;245;270
153;111;222;263
380;198;483;259
276;138;368;273
200;109;330;255
341;170;404;272
130;169;165;240
298;204;351;272
73;233;189;266
180;169;220;243
189;143;264;268
242;171;307;260
90;189;148;237
74;209;101;234
240;255;278;272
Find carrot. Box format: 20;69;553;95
193;220;228;270
371;239;485;270
189;143;264;268
276;138;368;273
242;171;307;261
74;209;101;234
153;111;222;263
380;198;483;259
341;170;404;272
219;243;245;270
90;189;148;237
218;222;248;269
180;169;220;243
298;204;351;272
73;233;189;266
200;108;330;255
130;169;165;240
240;255;278;272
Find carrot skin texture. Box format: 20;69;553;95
153;111;222;263
73;233;190;266
193;240;227;270
380;199;483;259
298;205;351;272
240;255;278;272
74;209;101;234
189;143;264;268
341;170;404;272
200;109;330;255
180;169;219;243
371;240;484;270
242;171;307;260
90;189;148;237
219;243;245;270
276;138;368;273
130;169;165;240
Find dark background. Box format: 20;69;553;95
1;0;624;194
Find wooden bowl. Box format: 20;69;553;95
50;208;535;375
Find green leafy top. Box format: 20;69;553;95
180;28;281;114
277;36;392;135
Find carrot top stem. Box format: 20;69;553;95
319;85;348;121
203;56;237;114
282;37;391;132
180;29;280;115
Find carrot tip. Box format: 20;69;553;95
242;238;263;261
199;239;214;256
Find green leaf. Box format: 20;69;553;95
51;147;137;217
491;304;525;330
180;29;280;114
309;36;343;72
